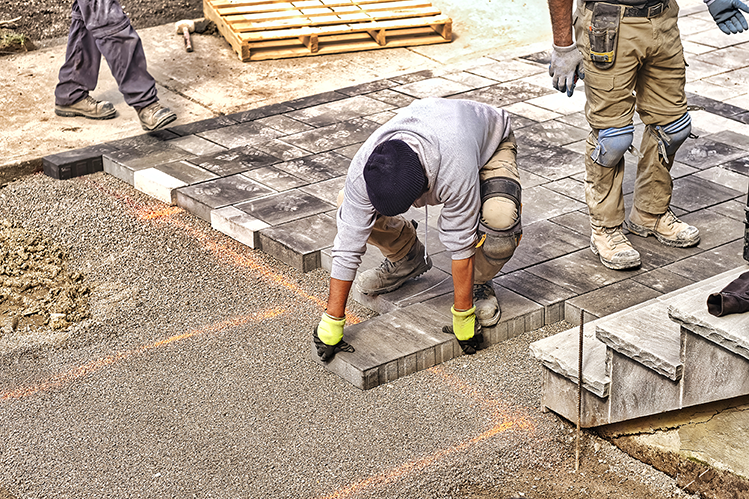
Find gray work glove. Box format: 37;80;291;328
707;0;749;34
549;43;585;97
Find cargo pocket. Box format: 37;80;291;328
588;2;621;70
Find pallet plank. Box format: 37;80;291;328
205;0;452;61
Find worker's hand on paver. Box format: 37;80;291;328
549;43;585;97
442;306;483;355
313;313;354;362
708;0;749;34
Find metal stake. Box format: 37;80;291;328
576;308;584;472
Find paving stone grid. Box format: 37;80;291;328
42;5;749;387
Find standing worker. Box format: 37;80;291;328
547;0;748;269
54;0;177;131
313;98;522;360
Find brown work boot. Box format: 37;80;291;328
628;207;700;248
590;224;641;270
54;95;116;120
137;101;177;131
473;282;500;327
356;237;432;295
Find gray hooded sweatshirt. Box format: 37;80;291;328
331;98;513;282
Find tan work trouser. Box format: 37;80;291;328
574;0;687;227
339;133;521;284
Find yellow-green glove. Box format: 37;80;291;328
442;305;483;355
313;313;354;362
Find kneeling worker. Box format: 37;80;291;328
314;98;522;361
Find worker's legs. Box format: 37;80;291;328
472;132;522;327
55;1;103;107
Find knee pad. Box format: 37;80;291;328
478;176;522;259
591;125;635;168
649;112;692;159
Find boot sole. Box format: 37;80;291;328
627;221;700;248
357;258;432;295
140;112;177;131
54;108;116;120
590;240;641;270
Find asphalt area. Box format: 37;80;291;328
0;172;696;498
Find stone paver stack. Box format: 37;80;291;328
42;4;749;388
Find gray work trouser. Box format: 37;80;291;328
55;0;158;109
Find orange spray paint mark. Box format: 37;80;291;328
318;367;536;499
1;308;284;402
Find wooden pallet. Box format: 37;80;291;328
204;0;453;61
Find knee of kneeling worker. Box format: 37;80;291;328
657;112;692;157
481;233;518;262
591;126;634;168
481;197;518;231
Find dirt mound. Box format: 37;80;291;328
0;220;89;349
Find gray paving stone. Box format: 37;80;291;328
259;213;338;272
441;71;497;89
455;81;556;109
196;122;283;149
632;268;698;294
695;166;749;194
550;210;590;235
286;90;348;110
43;143;117;180
225;102;294;123
169;135;227;156
517;141;585;181
664;239;746;283
334;142;364;159
281;118;381;154
465;60;546;83
540;367;611;427
273;152;349;183
351;267;453;316
514;120;590;147
154;160;219;185
526;248;644;295
520;50;551;66
309;301;452;389
708;130;749;151
366;88;417;108
103;146;194;185
507;112;538;130
108;133;176;151
210;205;270;249
494;270;577;324
242;166;307;191
392;77;476;99
556;112;590;130
364;111;397;125
675;136;749;169
189;146;283;177
500;219;589;273
252;139;311;162
337;79;397;96
544;177;585;202
285;96;395;128
255;115;315;135
521;185;586;225
167;115;239;136
717;155;749;176
566;279;662;322
388;70;434;85
174;174;275;221
299;176;347;205
686;93;748;120
710;199;747;222
234;189;334;226
672;174;742;212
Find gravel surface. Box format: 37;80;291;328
0;173;698;498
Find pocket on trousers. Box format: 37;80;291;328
588;2;621;70
583;71;615;92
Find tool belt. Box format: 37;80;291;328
585;0;668;17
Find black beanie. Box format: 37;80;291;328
363;139;426;216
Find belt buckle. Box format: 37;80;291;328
647;3;664;16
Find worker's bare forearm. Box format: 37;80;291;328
452;256;475;311
327;278;353;318
548;0;575;47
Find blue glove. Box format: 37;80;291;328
549;43;585;97
708;0;749;34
